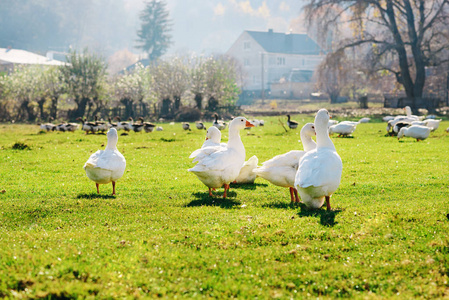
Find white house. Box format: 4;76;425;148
226;29;324;93
0;48;66;73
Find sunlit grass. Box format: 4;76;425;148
0;116;448;298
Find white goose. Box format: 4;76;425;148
39;117;56;131
329;122;357;137
254;123;316;203
397;125;431;141
83;128;126;195
188;117;254;198
189;127;227;164
327;120;339;128
423;119;442;131
77;117;98;134
358;117;370;123
201;126;226;149
234;155;259;184
404;106;422;120
294;109;343;210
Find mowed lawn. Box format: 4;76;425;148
0;114;448;298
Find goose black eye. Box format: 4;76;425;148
241;120;243;122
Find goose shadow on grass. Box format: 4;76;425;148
185;191;241;208
262;202;341;227
297;203;342;227
229;182;268;190
76;193;116;200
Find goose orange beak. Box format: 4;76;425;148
245;120;255;127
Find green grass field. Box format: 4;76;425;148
1;114;449;298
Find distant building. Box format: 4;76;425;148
0;47;66;73
226;29;325;98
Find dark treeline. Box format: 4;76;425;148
0;50;242;123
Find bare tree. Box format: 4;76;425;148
305;0;449;110
316;50;352;103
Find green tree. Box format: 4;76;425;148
204;57;240;111
305;0;449;110
1;65;42;122
59;49;107;119
136;0;173;62
190;56;208;109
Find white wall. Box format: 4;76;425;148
226;32;325;91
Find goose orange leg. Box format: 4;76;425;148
112;181;116;195
293;188;300;203
289;187;295;202
325;196;331;211
209;188;213;197
223;184;230;199
96;183;100;194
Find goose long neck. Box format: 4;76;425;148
301;132;316;152
227;125;245;155
105;138;118;151
316;124;335;150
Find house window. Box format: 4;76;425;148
277;57;285;65
244;42;251;50
244;58;250;66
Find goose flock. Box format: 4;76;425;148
39;117;79;132
73;106;444;203
39;116;159;134
385;106;442;141
188;109;343;210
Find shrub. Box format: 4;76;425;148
174;107;202;122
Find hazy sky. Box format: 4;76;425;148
127;0;307;55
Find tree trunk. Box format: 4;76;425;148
120;98;134;119
194;93;203;109
91;97;104;118
139;101;148;118
161;98;171;116
207;97;219;111
86;100;93;120
50;96;58;119
37;97;46;121
70;97;90;119
386;0;416;109
173;95;181;113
